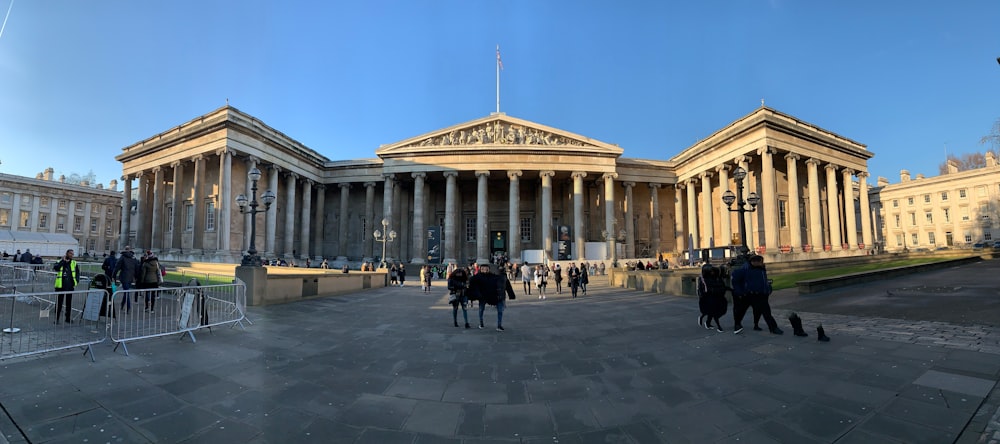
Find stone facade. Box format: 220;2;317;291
115;105;877;264
872;154;1000;251
0;169;123;257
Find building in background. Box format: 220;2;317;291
0;168;123;258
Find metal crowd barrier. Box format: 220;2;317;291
0;288;109;362
108;280;247;356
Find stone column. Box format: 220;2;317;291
135;173;148;248
759;147;779;251
192;156;206;252
572;172;587;260
171;161;185;252
338;183;350;258
716;166;731;247
411;172;427;264
151;166;164;251
28;196;39;233
475;171;490;264
737;156;753;247
364;182;376;260
686;178;698;249
825;164;842;248
842;169;858;250
48;197;58;234
699;173;713;248
648;183;661;255
382;174;394;233
218;150;232;253
283;172;298;258
674;183;685;253
392;182;403;261
539;171;554;261
603;173;618;261
300;179;312;259
120;175;133;249
265;165;280;256
806;158;823;250
510;170;526;261
785;154;802;251
243;157;257;253
313;184;325;260
858;172;873;250
443;172;458;265
623;181;635;258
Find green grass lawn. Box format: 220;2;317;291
166;272;237;285
770;257;953;290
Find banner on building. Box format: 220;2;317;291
426;226;441;263
557;225;571;260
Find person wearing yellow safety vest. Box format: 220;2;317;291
53;249;80;324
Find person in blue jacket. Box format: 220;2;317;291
730;254;782;335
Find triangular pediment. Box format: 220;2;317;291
375;113;624;157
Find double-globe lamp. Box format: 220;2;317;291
236;167;276;267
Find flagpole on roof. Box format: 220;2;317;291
496;45;502;113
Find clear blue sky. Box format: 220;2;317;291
1;1;998;187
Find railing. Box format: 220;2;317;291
108;280;247;356
0;288;109;361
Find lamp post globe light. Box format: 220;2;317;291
373;218;396;269
721;166;759;259
235;167;276;267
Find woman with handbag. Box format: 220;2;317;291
447;267;471;328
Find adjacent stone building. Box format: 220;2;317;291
872;155;1000;252
0;169;123;257
115;105;878;264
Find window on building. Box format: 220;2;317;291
38;214;48;229
57;216;65;231
75;204;84;213
928;232;936;244
959;189;967;198
107;207;114;216
907;197;914;205
965;234;973;243
166;205;174;232
925;211;933;224
778;200;788;228
40;197;49;207
106;222;113;235
923;194;931;204
894;214;900;228
944;208;950;223
909;213;916;225
520;217;532;242
20;195;30;206
206;202;216;231
0;209;9;226
74;216;83;232
911;233;918;245
104;239;111;251
90;219;98;233
895;234;902;246
58;200;67;210
19;211;29;228
0;192;11;204
986;231;993;241
892;199;899;208
87;238;96;252
466;218;477;242
185;204;194;231
941;192;948;201
92;205;100;215
961;207;970;221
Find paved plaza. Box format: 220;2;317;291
1;261;999;443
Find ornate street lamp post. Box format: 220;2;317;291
235;167;276;267
373;218;396;269
721;166;760;259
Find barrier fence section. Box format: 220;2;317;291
109;281;247;356
0;288;109;362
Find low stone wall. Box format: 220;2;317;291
184;262;387;306
608;268;702;297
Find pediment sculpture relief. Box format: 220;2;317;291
409;121;590;148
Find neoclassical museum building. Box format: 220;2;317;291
115;105;876;265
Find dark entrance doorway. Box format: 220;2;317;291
491;231;507;262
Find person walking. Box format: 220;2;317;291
568;262;581;298
421;265;433;292
447;267;471;328
698;264;729;332
553;263;563;294
534;264;548;299
731;255;782;335
468;264;516;331
138;250;163;313
53;249;79;324
397;264;406;287
520;263;533;295
101;250;118;280
390;264;399;286
580;263;590;295
112;246;140;313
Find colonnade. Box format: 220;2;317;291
673;148;875;253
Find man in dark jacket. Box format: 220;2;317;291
102;251;118;280
112;247;140;312
731;255;782;335
468;264;516;332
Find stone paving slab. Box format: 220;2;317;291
0;273;998;443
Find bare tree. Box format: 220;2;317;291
981;118;1000;151
61;169;98;187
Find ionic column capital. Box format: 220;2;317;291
824;163;839;172
601;172;618;182
675;182;686;190
648;183;662;190
364;181;376;189
715;164;730;174
571;171;588;180
151;166;163;174
475;170;491;178
443;171;459;179
734;155;751;165
509;170;525;179
841;168;855;177
315;184;326;191
245;155;259;164
215;148;233;158
622;181;635;188
383;173;395;181
339;182;351;190
805;157;823;167
411;172;427;180
687;177;699;185
784;153;801;162
538;170;555;179
856;171;870;179
287;172;299;180
756;146;777;156
698;172;713;180
268;164;281;174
